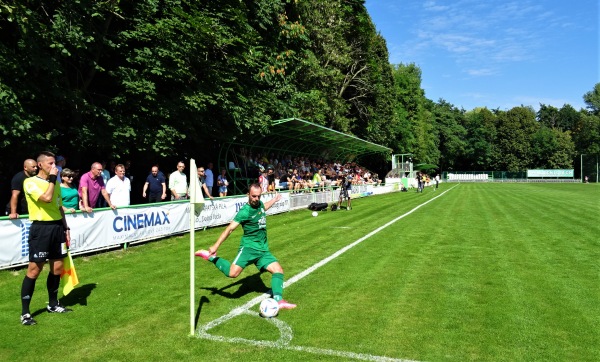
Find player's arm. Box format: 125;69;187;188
263;192;281;211
209;220;239;254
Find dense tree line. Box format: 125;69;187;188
1;0;599;180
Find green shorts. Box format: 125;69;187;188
232;247;278;272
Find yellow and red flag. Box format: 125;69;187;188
60;251;80;295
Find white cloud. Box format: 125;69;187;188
423;1;450;12
466;68;497;76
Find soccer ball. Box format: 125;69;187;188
312;211;318;217
259;298;279;318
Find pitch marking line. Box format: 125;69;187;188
197;186;456;361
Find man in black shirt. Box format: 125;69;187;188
6;159;38;218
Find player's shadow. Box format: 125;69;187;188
195;273;269;329
201;272;270;299
31;283;97;317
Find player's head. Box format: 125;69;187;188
248;183;262;208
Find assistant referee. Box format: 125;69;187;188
20;151;72;326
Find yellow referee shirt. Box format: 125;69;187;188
23;176;63;221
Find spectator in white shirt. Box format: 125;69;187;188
169;162;188;200
105;164;131;207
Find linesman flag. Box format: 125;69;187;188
61;251;80;296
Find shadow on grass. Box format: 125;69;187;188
201;272;270;299
31;283;97;317
195;296;209;329
194;273;270;329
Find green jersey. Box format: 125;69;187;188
234;200;268;251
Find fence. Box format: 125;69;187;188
442;171;580;183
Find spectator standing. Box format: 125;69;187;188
290;168;302;193
205;162;214;197
338;172;353;210
196;167;214;200
79;162;115;212
60;168;79;214
143;166;167;203
100;161;111;185
169;162;188;200
55;155;66;179
20;151;72;325
105;164;131;207
194;184;296;311
98;161;111;208
6;159;38;218
217;168;229;197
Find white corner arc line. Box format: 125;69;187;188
197;187;456;360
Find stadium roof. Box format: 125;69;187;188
222;118;391;163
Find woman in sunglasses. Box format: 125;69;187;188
60;168;79;213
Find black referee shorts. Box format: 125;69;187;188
28;221;67;262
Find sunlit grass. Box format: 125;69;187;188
0;183;598;361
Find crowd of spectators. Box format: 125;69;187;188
233;148;381;193
4;150;382;215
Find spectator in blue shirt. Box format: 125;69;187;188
142;166;166;203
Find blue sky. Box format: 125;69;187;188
364;0;598;111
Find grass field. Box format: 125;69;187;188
0;183;598;361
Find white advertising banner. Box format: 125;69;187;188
0;192;292;270
527;169;574;178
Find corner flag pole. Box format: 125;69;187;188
189;159;205;336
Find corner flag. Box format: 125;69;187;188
61;251;80;296
189;159;206;335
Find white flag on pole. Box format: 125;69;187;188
189;158;205;335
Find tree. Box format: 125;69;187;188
583;82;600;115
573;112;600;155
463;107;497;170
531;126;576;169
493;106;538;171
429;99;467;172
391;63;425;156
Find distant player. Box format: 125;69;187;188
195;183;296;310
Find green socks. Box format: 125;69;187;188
212;257;231;277
271;273;284;301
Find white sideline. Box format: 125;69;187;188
197;186;456;361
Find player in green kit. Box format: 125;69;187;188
195;183;296;310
